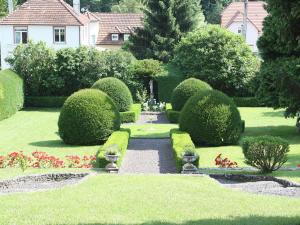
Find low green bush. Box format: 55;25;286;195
25;96;67;108
120;103;141;123
92;77;133;112
171;78;212;111
97;128;131;168
0;70;24;121
241;136;290;173
232;97;261;107
166;109;180;123
58;89;121;145
170;129;199;172
179;90;243;146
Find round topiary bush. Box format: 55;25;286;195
171;78;212;111
179;90;242;146
92;77;133;112
58;89;121;145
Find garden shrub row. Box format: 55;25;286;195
97;128;131;168
170;129;199;172
120;104;142;123
0;69;24;121
166;109;180;123
25;96;68;108
232;97;262;107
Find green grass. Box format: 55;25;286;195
122;124;178;138
0;175;299;225
0;108;100;159
197;107;300;168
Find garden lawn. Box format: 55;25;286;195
0;108;100;159
0;175;299;225
197;108;300;168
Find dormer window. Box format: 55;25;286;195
111;34;119;41
54;27;66;44
124;34;130;41
14;27;28;44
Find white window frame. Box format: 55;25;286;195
111;33;119;41
14;27;28;44
54;27;66;44
124;34;130;41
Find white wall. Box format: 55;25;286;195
227;21;260;52
89;21;99;46
0;25;81;69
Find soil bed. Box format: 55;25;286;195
210;174;300;198
0;173;91;194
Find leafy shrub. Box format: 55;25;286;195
232;97;262;107
120;103;142;123
174;25;259;96
170;129;199;172
6;41;57;96
166;109;180;123
241;136;290;173
179;90;242;146
92;77;133;112
97;128;131;168
0;70;24;121
58;89;121;145
25;96;67;108
171;78;212;111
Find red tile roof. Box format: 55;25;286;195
221;1;268;32
0;0;90;26
93;13;143;45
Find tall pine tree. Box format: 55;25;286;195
126;0;204;62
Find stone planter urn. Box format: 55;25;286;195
105;154;119;173
182;154;198;174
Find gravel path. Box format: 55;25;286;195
213;178;300;198
119;139;177;174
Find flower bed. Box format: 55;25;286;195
0;151;96;171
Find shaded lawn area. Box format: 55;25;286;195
0;108;100;159
197;108;300;168
0;175;299;225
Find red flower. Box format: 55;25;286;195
297;164;300;168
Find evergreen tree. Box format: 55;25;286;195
257;0;300;121
0;0;7;17
111;0;145;13
127;0;204;62
201;0;232;24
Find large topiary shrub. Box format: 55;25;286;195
179;90;242;146
58;89;120;145
92;77;133;112
241;136;289;173
171;78;212;111
0;70;24;121
173;25;259;96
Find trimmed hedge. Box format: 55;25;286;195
232;97;262;107
58;89;121;145
171;78;212;111
241;136;290;173
166;109;180;124
97;128;131;168
180;90;243;146
92;77;133;112
0;70;24;121
25;96;67;108
170;129;199;172
120;104;142;123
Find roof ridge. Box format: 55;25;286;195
57;0;85;25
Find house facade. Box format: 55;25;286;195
0;0;143;69
221;1;268;53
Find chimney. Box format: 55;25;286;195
8;0;14;14
73;0;80;14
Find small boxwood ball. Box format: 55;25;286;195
171;78;212;111
92;77;133;112
58;89;121;145
179;90;242;146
